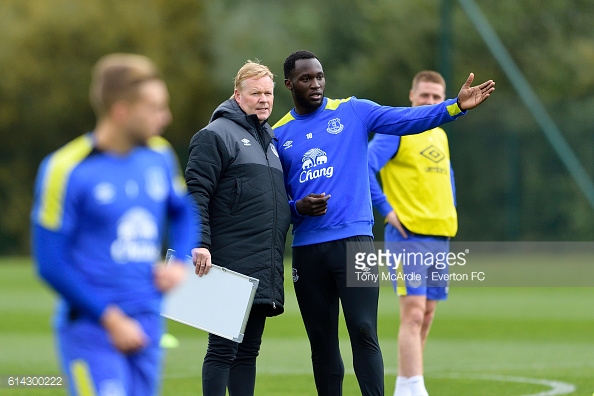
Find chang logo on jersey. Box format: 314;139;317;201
299;148;334;183
326;118;344;134
110;207;160;263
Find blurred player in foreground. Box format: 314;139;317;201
31;53;197;395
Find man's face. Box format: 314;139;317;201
235;76;274;122
285;58;325;115
409;81;445;107
124;80;172;144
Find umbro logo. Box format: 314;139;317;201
283;141;293;150
241;138;251;146
420;145;445;163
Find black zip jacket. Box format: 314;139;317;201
185;99;291;316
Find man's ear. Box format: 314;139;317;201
408;89;415;104
284;79;292;90
110;101;129;124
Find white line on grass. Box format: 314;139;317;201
435;373;576;396
165;369;576;396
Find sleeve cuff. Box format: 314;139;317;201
290;200;304;218
446;99;467;117
378;201;393;218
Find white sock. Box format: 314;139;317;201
394;376;411;396
408;375;428;396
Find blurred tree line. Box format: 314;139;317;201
1;0;593;254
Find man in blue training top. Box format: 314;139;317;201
31;53;197;396
368;71;456;396
272;50;494;396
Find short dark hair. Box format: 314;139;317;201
283;50;319;79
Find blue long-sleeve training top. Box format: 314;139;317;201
272;96;464;247
31;133;197;326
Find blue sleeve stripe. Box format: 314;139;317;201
37;135;93;230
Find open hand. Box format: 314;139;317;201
456;73;495;111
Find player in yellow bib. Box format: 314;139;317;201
368;71;456;396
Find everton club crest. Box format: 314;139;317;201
326;118;344;134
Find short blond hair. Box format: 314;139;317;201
230;60;274;99
411;70;446;91
89;53;162;117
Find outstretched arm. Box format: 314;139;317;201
456;73;495;111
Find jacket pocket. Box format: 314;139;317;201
230;178;242;214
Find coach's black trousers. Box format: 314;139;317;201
201;305;267;396
292;235;384;396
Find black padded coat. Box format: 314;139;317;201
185;99;291;316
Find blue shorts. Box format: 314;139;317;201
385;224;449;301
56;312;163;396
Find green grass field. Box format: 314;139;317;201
1;256;593;395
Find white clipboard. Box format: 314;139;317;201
161;249;259;343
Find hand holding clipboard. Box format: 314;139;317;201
161;249;259;343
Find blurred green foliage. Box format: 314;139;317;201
1;0;593;254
